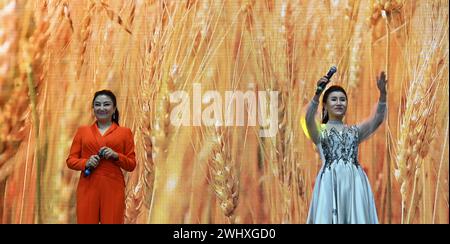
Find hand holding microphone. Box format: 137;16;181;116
84;147;119;176
316;66;337;95
84;154;101;176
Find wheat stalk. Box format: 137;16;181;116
348;0;369;89
145;0;199;222
370;0;404;26
125;180;145;223
394;1;447;223
100;1;132;35
325;1;338;66
77;2;95;79
0;1;24;178
62;1;74;32
208;127;239;222
432;88;449;223
127;0;136;26
395;75;436;223
250;0;309;223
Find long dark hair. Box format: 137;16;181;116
92;90;119;125
321;85;347;124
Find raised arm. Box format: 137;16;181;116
305;77;329;145
356;71;387;143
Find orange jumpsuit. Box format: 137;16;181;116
66;122;136;224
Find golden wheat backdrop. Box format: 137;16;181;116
0;0;448;223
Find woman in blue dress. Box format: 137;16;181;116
305;71;387;224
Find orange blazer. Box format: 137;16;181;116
66;122;136;182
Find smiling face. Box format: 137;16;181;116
93;95;116;123
325;91;347;121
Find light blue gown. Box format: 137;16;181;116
305;99;386;224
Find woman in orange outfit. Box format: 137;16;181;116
66;90;136;224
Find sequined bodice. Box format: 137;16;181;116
320;125;359;169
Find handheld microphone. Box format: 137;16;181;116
84;167;92;176
84;150;105;176
325;66;337;80
316;66;337;95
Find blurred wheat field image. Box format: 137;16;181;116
0;0;448;224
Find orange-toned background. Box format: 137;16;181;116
0;0;448;223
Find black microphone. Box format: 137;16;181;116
325;66;337;80
322;66;337;86
316;66;337;95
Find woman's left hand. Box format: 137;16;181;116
377;71;387;94
99;146;119;161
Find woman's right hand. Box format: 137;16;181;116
86;155;101;169
315;76;329;95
